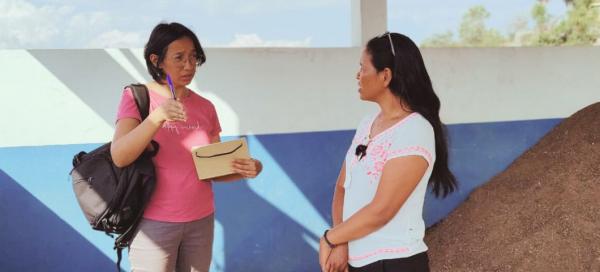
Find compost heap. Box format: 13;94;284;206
426;102;600;271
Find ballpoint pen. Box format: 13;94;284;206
166;74;176;99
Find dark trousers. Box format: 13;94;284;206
348;251;430;272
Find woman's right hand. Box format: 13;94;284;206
149;99;187;123
326;243;349;272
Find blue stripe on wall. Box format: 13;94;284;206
0;118;561;271
0;169;115;271
0;144;127;270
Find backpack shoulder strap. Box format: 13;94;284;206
128;84;150;120
127;83;159;155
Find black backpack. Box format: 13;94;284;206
70;84;158;271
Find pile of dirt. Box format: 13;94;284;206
426;102;600;271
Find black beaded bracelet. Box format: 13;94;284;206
323;229;336;249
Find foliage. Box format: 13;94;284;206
420;0;600;47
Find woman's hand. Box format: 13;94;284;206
149;99;186;123
231;158;262;178
326;243;348;272
319;237;333;272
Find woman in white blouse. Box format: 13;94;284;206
318;32;457;272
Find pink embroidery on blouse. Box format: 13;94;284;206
349;247;410;261
388;146;433;163
363;144;432;184
347;113;428;186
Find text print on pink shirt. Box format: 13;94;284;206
162;120;201;135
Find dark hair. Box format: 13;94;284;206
144;22;206;82
366;32;457;197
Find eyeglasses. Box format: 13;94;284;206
377;31;396;57
168;53;203;68
355;144;368;161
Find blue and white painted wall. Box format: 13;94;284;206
5;0;600;269
1;45;599;271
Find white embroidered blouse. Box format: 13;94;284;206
343;112;435;267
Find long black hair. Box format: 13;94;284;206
366;32;457;197
144;22;206;82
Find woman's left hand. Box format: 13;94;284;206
231;158;262;178
319;237;333;272
326;243;348;272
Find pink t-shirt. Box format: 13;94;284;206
116;87;221;222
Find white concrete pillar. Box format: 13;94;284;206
351;0;388;47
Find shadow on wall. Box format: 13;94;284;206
213;183;321;271
28;49;151;126
0;169;115;271
212;131;353;271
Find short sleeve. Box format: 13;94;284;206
116;87;142;123
386;117;435;167
209;103;222;137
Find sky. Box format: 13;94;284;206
0;0;569;49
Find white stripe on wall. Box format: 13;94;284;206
0;50;114;147
1;47;599;147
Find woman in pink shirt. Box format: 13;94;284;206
318;32;457;272
110;22;262;272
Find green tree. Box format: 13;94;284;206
532;1;552;32
534;0;600;45
421;5;507;47
421;31;456;47
458;6;507;46
421;0;600;47
523;1;555;44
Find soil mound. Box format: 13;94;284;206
426;103;600;271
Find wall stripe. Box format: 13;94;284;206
0;118;561;271
1;47;598;147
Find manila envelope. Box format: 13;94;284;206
191;138;250;180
